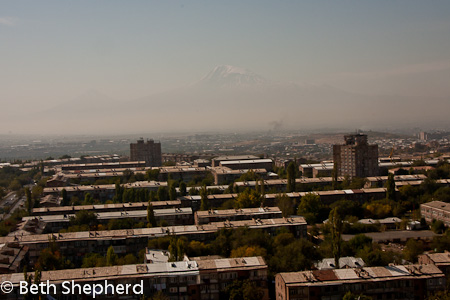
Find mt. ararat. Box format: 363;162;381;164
197;65;268;88
28;65;450;134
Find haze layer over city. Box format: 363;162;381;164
4;3;450;300
1;1;450;135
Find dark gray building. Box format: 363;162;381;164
130;138;162;167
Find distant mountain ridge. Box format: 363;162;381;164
21;65;450;134
197;65;268;88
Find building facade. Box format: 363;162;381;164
333;134;379;178
275;264;445;300
420;201;450;226
419;252;450;277
1;256;269;300
130;138;162;167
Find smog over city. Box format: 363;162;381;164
1;2;450;136
2;2;450;300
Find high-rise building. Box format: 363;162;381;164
419;131;428;141
130;138;162;167
333;134;378;178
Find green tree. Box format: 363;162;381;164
276;194;294;217
179;181;187;196
147;203;157;228
146;169;160;181
200;186;209;210
223;279;265;300
149;291;170;300
123;169;135;182
403;238;424;262
25;187;33;214
260;179;265;195
61;188;68;206
286;162;296;192
386;173;396;201
176;238;186;260
432;220;446;234
234;189;261;209
431;230;450;252
113;182;124;203
186;240;209;257
106;245;118;266
149;191;157;202
168;237;186;261
23;266;34;300
82;253;106;268
230;245;267;258
347;234;373;255
69;210;98;229
83;192;94;205
36;247;70;271
237;170;259;182
329;208;343;269
169;183;177;200
157;186;168;201
297;193;322;224
330;199;362;219
270;236;321;273
332;163;338;189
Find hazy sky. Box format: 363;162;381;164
1;1;450;115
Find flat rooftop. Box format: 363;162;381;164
1;256;266;286
0;217;306;244
33;200;181;214
279;264;443;286
196;207;281;218
24;207;192;223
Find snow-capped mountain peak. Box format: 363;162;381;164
199;65;268;88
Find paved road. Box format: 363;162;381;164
342;230;437;243
0;191;24;220
4;196;25;219
0;191;17;207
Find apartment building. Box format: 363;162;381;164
32;200;181;216
130;138;162;167
0;243;29;274
333;134;379;178
195;207;282;225
211;155;259;167
60;161;146;172
275;264;445;300
420;201;450;226
0;256;268;300
24;207;193;233
0;217;307;265
43;181;168;202
211;167;268;184
419;252;450;277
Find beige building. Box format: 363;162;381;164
195;207;282;225
420;201;450;226
0;217;307;266
1;256;269;300
276;264;445;300
419;252;450;277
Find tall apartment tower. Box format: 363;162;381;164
130;138;162;167
333;134;378;178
